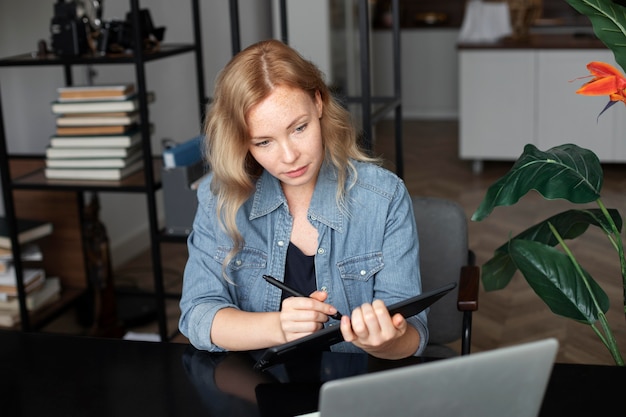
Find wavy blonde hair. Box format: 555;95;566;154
204;39;377;273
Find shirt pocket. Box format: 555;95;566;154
337;252;384;305
215;246;267;306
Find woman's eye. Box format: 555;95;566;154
253;139;270;147
295;123;308;133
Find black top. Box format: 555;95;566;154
282;242;316;303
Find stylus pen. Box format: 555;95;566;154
262;274;343;320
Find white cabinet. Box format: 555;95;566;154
459;46;626;170
459;50;535;163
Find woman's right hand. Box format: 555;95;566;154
278;291;338;342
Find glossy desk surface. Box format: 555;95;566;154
0;330;623;417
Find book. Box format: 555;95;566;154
0;310;19;326
0;218;53;249
56;112;140;126
51;92;154;114
57;83;135;100
0;267;45;288
0;244;43;274
57;93;136;103
0;243;43;261
0;284;53;325
0;245;42;261
162;135;203;168
0;259;9;275
55;124;137;136
45;151;143;169
0;245;43;277
44;159;144;181
46;144;142;159
55;111;134;117
0;277;61;310
49;130;143;148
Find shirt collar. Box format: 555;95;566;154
249;162;345;232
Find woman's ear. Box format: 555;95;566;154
315;90;323;118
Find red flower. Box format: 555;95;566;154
577;61;626;102
576;61;626;118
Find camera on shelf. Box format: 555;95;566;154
96;19;131;54
49;0;165;57
97;9;165;55
50;0;95;56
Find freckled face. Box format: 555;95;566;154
247;85;324;193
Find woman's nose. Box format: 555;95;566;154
280;140;298;163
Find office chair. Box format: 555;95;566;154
411;196;479;357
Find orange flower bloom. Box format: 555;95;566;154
576;61;626;103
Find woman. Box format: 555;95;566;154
179;39;427;360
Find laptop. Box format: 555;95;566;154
299;338;558;417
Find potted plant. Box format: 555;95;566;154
472;0;626;366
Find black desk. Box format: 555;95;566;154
0;330;623;417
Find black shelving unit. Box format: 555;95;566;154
0;0;206;340
350;0;403;178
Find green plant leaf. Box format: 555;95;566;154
472;144;603;221
482;252;518;291
494;208;622;254
509;239;610;324
482;208;622;291
565;0;626;72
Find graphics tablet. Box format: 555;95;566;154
253;282;456;371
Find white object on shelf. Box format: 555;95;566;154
459;0;512;43
123;331;161;342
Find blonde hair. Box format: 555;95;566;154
204;39;377;274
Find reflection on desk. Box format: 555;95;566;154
0;330;623;417
183;348;434;417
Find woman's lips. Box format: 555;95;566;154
285;165;308;178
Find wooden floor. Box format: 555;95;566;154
374;119;626;365
49;119;626;365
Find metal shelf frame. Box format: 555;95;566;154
0;0;206;340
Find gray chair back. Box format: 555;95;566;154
411;196;469;357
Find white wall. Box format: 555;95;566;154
273;0;332;78
275;1;459;119
0;0;272;267
372;29;460;120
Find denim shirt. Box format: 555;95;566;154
179;160;428;355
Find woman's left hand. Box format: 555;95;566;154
339;299;411;358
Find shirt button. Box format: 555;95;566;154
321;286;328;292
235;260;242;266
278;241;285;247
360;270;366;276
317;248;325;254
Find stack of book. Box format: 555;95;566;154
0;218;59;327
0;217;53;250
0;269;61;327
44;83;151;181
